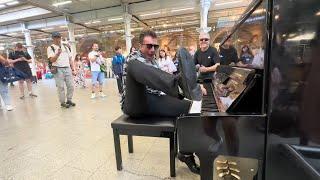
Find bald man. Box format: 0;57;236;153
194;32;220;95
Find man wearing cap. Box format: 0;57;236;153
9;43;37;99
47;32;76;108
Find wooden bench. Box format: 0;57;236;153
111;114;177;177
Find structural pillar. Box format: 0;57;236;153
21;23;36;77
67;23;77;60
123;13;134;54
198;0;213;33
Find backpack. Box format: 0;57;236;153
47;45;71;74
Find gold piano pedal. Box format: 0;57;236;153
214;155;259;180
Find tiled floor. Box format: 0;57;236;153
0;79;198;180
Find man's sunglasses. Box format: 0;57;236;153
143;44;159;50
199;38;209;42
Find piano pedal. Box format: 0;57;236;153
214;155;259;180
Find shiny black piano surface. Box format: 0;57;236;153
177;0;320;179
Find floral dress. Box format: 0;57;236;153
74;61;86;88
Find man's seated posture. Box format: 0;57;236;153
121;30;201;174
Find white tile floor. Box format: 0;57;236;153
0;79;198;180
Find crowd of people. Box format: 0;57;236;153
0;29;263;113
0;28;265;175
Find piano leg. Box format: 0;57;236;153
197;153;216;180
222;117;239;156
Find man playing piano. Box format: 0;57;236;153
121;30;202;174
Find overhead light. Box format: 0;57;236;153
253;9;266;14
171;7;194;13
42;27;53;31
287;32;315;41
108;17;123;21
7;32;17;36
275;15;279;20
140;12;160;17
59;25;68;28
52;0;72;7
6;1;19;5
316;11;320;16
215;0;242;6
91;20;101;24
0;4;6;8
0;0;14;3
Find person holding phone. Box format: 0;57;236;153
88;43;106;99
9;43;37;100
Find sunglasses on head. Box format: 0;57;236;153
199;38;209;42
143;44;159;50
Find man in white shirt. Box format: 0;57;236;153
88;43;106;98
47;32;76;108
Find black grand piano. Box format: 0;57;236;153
177;0;320;179
177;64;264;180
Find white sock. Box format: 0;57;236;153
189;100;202;114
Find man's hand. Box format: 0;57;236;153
199;66;207;73
57;48;62;55
200;84;207;96
72;70;77;76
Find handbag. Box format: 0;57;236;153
0;65;27;83
100;63;107;73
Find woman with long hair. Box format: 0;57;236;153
157;49;177;74
74;54;86;88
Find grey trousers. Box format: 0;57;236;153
54;67;74;104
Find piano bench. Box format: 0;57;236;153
111;114;177;177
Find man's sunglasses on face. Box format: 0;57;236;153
143;44;159;50
199;38;209;42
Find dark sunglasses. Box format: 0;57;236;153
143;44;159;50
199;38;209;42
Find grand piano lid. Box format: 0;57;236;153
220;0;263;46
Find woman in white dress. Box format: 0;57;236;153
157;49;177;74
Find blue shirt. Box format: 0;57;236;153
112;54;125;75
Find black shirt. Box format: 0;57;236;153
219;46;239;65
9;51;32;78
194;46;220;66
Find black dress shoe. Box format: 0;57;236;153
66;101;76;107
176;47;202;101
177;153;200;174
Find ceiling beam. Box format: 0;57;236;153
131;15;149;28
0;34;24;39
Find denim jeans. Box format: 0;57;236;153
53;67;74;104
0;81;11;106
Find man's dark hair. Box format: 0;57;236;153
115;46;121;51
16;43;23;49
91;43;98;48
139;30;157;44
